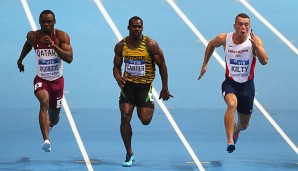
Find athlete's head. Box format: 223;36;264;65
39;10;56;34
234;13;250;38
128;16;143;39
235;13;250;23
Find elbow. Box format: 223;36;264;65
66;56;73;64
66;59;72;64
261;59;268;65
69;57;73;63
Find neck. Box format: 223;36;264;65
41;29;54;36
127;35;142;49
233;33;247;44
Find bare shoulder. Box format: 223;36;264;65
145;36;158;47
145;36;160;54
210;33;227;47
114;39;124;54
55;29;67;35
55;29;70;41
115;39;124;48
26;30;38;45
215;33;227;42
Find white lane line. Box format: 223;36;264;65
166;0;298;155
239;0;298;56
93;0;205;170
166;0;225;69
20;0;37;31
20;1;94;170
254;100;298;155
62;97;94;171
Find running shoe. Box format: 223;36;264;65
233;122;240;144
122;154;135;167
227;144;235;153
233;132;240;144
42;139;51;152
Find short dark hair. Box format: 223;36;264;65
128;16;143;26
39;10;55;19
235;13;250;23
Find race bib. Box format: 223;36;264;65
125;60;145;76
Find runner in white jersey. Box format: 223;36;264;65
225;32;256;83
17;10;73;152
198;13;268;153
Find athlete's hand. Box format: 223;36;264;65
249;29;256;48
159;88;173;101
43;35;54;47
17;60;24;72
115;76;127;88
198;65;207;80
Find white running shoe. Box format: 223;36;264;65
42;139;51;152
122;154;135;167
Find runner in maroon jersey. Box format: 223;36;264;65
17;10;73;152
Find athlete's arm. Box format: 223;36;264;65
17;31;35;72
51;30;73;64
113;41;126;88
198;33;226;80
250;30;268;65
147;38;173;100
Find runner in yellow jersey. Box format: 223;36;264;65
113;16;173;167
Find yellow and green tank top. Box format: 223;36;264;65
122;35;155;84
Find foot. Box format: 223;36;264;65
122;154;135;167
42;139;51;152
227;144;235;153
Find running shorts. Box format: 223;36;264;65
33;75;64;109
221;78;255;114
119;81;154;109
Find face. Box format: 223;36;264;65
234;17;250;38
39;13;56;34
128;19;143;39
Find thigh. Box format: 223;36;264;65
34;76;50;104
49;76;64;109
137;107;154;121
222;79;237;98
135;83;154;109
119;81;136;105
237;80;255;114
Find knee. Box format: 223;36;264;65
227;101;237;112
121;112;132;125
140;118;152;125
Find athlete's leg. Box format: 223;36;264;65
49;108;61;127
120;103;135;156
234;112;251;134
35;90;50;141
137;107;154;125
224;93;238;144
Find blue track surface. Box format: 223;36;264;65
0;0;297;170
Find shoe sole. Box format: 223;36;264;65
227;144;235;153
42;142;51;152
